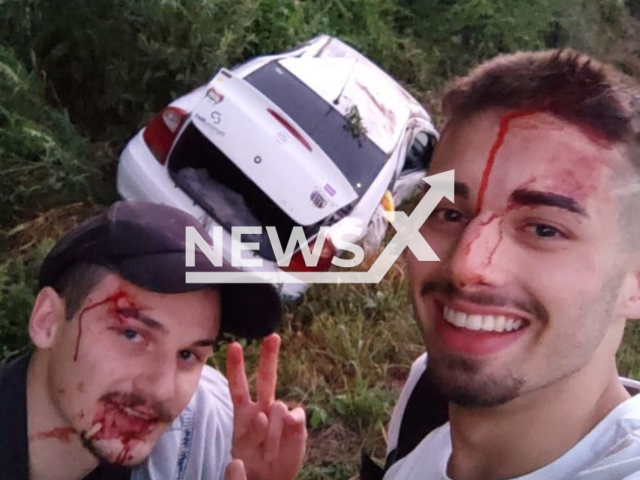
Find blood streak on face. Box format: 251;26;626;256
478;212;504;268
31;427;76;444
479;194;535;270
73;289;135;361
476;110;538;214
465;110;540;275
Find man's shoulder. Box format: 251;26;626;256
383;423;450;480
0;353;31;480
575;394;640;479
193;364;233;412
0;352;31;386
164;364;232;432
386;353;427;453
133;364;233;480
188;364;234;436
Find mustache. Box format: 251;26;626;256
100;392;174;423
420;279;549;324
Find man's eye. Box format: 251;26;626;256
122;329;143;343
527;223;565;239
178;350;200;363
434;208;465;223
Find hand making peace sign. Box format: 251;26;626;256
226;334;307;480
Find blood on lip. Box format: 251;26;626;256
89;396;159;465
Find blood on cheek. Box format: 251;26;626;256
30;427;76;444
73;289;143;361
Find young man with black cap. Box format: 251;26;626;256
0;201;306;480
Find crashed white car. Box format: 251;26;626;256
117;34;437;295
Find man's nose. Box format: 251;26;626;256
447;213;509;289
133;355;177;402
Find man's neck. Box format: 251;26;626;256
27;353;99;480
446;360;630;480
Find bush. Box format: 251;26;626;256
0;0;429;144
0;45;112;228
399;0;559;79
0;240;52;361
3;0;633;148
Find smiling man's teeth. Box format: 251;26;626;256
443;306;524;332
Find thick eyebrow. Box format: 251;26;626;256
117;307;169;334
191;339;216;348
117;307;216;348
454;182;470;200
509;189;588;217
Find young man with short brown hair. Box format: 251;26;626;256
384;50;640;479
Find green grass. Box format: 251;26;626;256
210;258;424;480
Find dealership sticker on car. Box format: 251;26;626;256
193;95;227;138
206;87;224;104
324;183;337;197
310;190;327;208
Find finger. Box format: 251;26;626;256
284;406;308;439
226;342;251;407
264;401;288;461
256;333;281;411
234;410;269;450
225;460;247;480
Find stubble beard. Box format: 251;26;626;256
425;348;525;408
80;433;152;468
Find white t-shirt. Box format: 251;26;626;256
384;354;640;480
131;365;234;480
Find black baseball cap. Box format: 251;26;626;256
38;201;282;338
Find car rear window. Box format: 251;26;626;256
244;61;388;196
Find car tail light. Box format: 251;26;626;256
282;236;335;272
381;190;395;222
267;108;312;152
143;106;187;165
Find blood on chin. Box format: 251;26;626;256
84;397;165;465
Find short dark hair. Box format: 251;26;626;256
50;263;111;320
441;49;640;249
442;49;640;167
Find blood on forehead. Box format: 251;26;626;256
475;109;614;214
476;110;538;214
73;288;140;361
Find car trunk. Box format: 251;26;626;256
168;124;311;262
